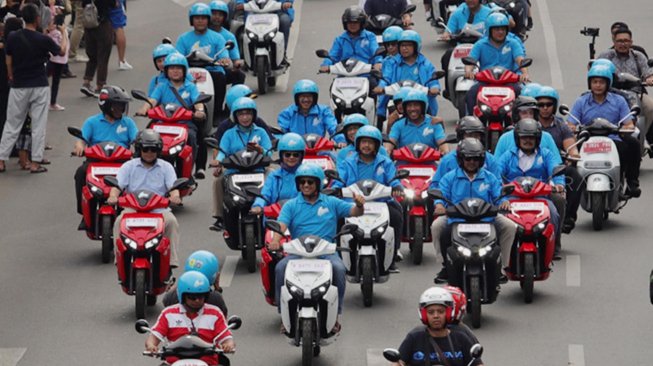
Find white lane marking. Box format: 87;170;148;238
535;0;564;90
366;348;387;366
566;254;581;287
171;0;195;7
274;0;303;93
0;348;27;366
569;344;585;366
220;255;240;288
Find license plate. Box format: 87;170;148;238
481;87;511;97
191;71;207;83
511;201;545;211
364;204;385;214
458;223;491;233
91;166;120;176
152;125;184;135
583;141;612;154
453;48;471;58
405;167;435;177
251;15;273;25
291;261;329;273
125;218;159;228
334;78;365;89
307;158;331;169
231;173;264;184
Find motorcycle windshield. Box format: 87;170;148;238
447;198;497;221
222;149;271;170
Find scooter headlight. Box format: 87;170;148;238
310;279;331;300
247;32;258;41
122;235;138;250
532;219;549;234
332;96;345;109
456;244;472;257
503;104;511;112
286;280;305;299
144;235;162;250
478;244;493;257
264;31;276;42
168;143;184;156
371;223;388;240
88;182;105;199
479;103;491;116
404;189;415;200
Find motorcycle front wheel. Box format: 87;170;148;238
243;224;257;273
301;319;315;366
361;256;374;307
591;192;605;231
135;269;146;319
101;215;113;264
256;55;268;95
470;276;482;328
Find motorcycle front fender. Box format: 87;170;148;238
518;241;537;253
97;205;116;216
488;121;503;131
132;257;151;270
299;307;318;320
255;48;270;57
465;264;483;276
359;246;375;256
409;206;427;216
585;173;611;192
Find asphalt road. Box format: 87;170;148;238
1;0;653;365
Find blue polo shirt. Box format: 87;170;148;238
568;92;633;127
218;125;272;174
81;113;138;147
469;36;524;72
332;152;401;189
493;130;562;165
252;167;298;208
278;193;354;242
176;29;228;73
446;3;492;35
320;30;381;67
150;79;200;107
214;27;241;60
116;158;178;213
277;104;345;144
388;116;446;149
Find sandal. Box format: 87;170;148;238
30;166;48;174
37;159;51;165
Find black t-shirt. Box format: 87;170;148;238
542;116;573;152
5;29;60;88
162;290;229;316
398;326;482;366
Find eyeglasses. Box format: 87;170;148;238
537;102;554;108
463;156;483;162
298;179;316;186
283;152;302;158
141;146;159;153
615;39;632;44
185;294;206;301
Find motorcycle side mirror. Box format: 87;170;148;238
375;46;387;56
170;178;190;192
227;315;242;330
67;126;90;145
131;89;150;103
403;4;417;14
315;49;330;58
161;37;173;45
432;70;446;80
269;125;283;135
135;319;151;334
196;93;212;105
519;58;533;68
392;169;410;181
338;223;359;237
577;129;591;140
470;344;483;359
325;169;345;184
204;137;220;150
427;188;444;200
501;184;515;196
630;105;641;117
224;41;235;50
552;164;566;177
265;220;285;236
383;348;401;362
104;175;120;189
461;56;478;66
558;104;570;116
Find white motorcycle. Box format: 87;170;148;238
242;0;289;94
315;49;378;124
562;104;639;231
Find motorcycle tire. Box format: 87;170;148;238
147;294;157;306
522;253;534;304
455;92;467;119
135;269;146;319
591;192;605;231
267;76;276;87
470;276;482;328
256;56;267;95
101;215;113;264
244;224;257;273
412;217;424;265
649;269;653;305
361;256;374;307
301;319;314;366
488;130;500;154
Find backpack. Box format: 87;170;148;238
81;0;99;29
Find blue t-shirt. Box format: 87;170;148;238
493;130;562;165
176;29;228;73
150;79;200;107
388;116;446;149
470;36;525;72
278;193;354;242
81;113;138;147
446;3;492;35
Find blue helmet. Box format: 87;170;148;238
278;132;306;153
189;2;212;26
225;84;255;111
209;0;229;15
534;86;560;108
588;64;613;88
402;89;429;114
177;270;211;303
163;52;189;77
152;43;177;69
394;86;413;104
354;125;382;153
398;30;422;53
292;79;319;106
485;13;509;34
231;97;258;121
520;83;542;98
185;250;219;284
382;26;403;44
590;58;616;74
295;163;326;191
343;113;369;128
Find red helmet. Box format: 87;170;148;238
444;285;467;322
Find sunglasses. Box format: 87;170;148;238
283;152;301;158
141;147;159;153
185;294;206;301
463;156;483;162
537;102;554;108
298;179;316;186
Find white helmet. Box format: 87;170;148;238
418;287;454;325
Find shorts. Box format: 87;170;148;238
109;3;127;29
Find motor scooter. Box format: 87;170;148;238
302;133;336;185
68;127;132;264
382;343;484;365
242;0;290;94
135;316;242;366
429;0;463;32
259;200;291;306
104;176;190;319
392;143;441;265
265;220;356;366
365;4;417;43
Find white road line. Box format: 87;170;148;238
220;255;240;288
0;348;27;366
171;0;195;7
274;0;303;93
366;348;387;366
535;0;564;90
566;254;581;287
569;344;585;366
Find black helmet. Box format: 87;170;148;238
98;85;131;116
135;129;163;155
456;138;486;169
341;6;367;30
513;118;542;147
511;96;539;123
456;116;485;141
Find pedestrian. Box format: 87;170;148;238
110;0;131;70
16;115;32;170
0;3;67;173
80;0;116;98
68;0;88;62
47;14;68;111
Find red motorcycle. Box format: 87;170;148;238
259;201;291;306
462;57;532;151
104;175;189;319
302;134;336;185
503;176;558;303
68;127;132;263
392;143;440;264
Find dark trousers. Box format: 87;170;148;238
565;165;583;221
195;122;207;172
75;161;90;214
83;20;113;86
209;71;228;123
615;135;641;182
387;200;404;253
48;62;64;105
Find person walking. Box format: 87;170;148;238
80;0;116;98
46;18;68;111
110;0;131;70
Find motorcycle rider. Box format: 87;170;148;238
393;286;483;366
73;86;138;230
145;271;235;365
465;12;529;114
385;86;412;133
277;79;345;145
373;30;442;117
208;0;246;87
431;138;514;283
385;89;449;156
376;26;403;127
213;84;273;145
162;250;228;315
332;125;405;272
535;86;583;235
210;97;272;233
337;113;389;161
236;0;293;55
107;129;182;267
443;285;478;342
176;2;231;121
568;64;642;197
268;163;366;331
363;0;413;28
148;43;179;96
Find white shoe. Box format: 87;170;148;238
118;60;133;70
74;54;89;62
